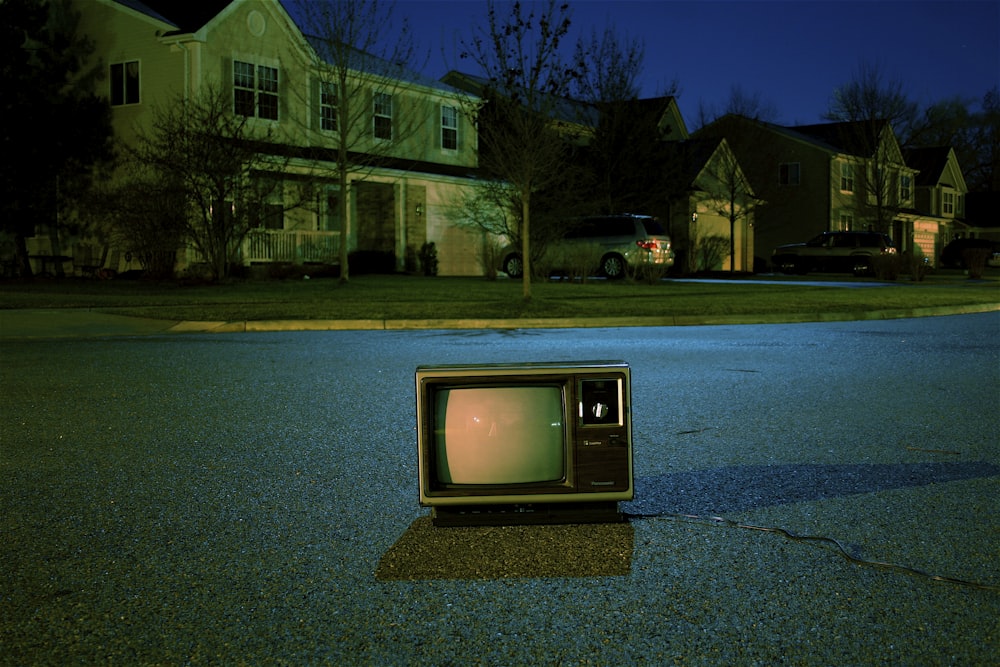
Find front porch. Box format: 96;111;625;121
240;229;341;265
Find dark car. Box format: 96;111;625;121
772;231;896;276
940;238;1000;269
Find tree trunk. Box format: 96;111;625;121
521;188;531;301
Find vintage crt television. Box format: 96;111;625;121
415;361;633;526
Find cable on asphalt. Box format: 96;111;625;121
625;511;1000;593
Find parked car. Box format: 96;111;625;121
772;231;896;276
940;238;1000;269
500;214;674;279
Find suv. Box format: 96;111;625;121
772;231;896;276
500;214;674;279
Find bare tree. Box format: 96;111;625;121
694;84;778;129
290;0;422;283
572;25;658;215
128;87;286;281
825;60;917;233
459;0;580;301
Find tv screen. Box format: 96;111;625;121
434;386;565;485
416;361;633;525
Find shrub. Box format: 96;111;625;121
872;253;900;281
559;243;603;283
478;235;504;280
629;258;670;284
962;247;991;279
907;247;930;282
418;242;438;277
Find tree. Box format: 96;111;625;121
906;89;1000;193
698;139;758;272
290;0;421;283
572;25;658;215
128;87;287;281
0;0;113;277
460;0;581;301
694;84;778;129
825;61;917;233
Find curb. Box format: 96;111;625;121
167;302;1000;334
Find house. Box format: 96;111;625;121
661;138;757;273
903;146;969;265
697;115;920;269
443;72;756;271
71;0;489;277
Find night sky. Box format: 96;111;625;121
389;0;1000;128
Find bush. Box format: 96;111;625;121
692;234;729;273
418;242;438;277
477;236;504;280
907;247;930;282
559;243;603;283
962;247;991;279
629;259;670;284
872;253;900;281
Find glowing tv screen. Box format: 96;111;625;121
416;361;633;525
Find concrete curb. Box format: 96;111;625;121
167;302;1000;334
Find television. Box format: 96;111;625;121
415;361;633;526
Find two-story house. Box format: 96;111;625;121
697;115;919;269
904;146;969;264
443;72;756;272
74;0;488;277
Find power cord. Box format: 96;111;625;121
625;511;1000;593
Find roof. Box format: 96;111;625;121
787;120;888;156
660;138;727;190
903;146;952;187
114;0;230;32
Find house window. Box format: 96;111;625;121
840;163;855;193
839;212;854;231
778;162;800;185
900;174;912;203
943;191;955;215
373;92;393;140
320;82;338;131
110;61;139;106
441;105;458;150
234;60;279;120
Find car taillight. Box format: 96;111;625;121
637;240;658;250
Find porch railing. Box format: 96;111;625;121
242;229;341;264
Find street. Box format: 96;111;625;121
2;314;998;664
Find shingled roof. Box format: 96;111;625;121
903;146;954;187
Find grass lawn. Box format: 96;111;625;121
1;272;997;323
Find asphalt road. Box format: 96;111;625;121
2;314;998;664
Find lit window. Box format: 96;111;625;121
840;163;855;192
778;162;800;185
234;60;279;120
373;92;393;140
441;105;458;150
110;61;139;106
943;191;955;215
900;174;912;202
320;82;338;131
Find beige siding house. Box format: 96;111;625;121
698;116;921;269
904;146;969;265
73;0;489;276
